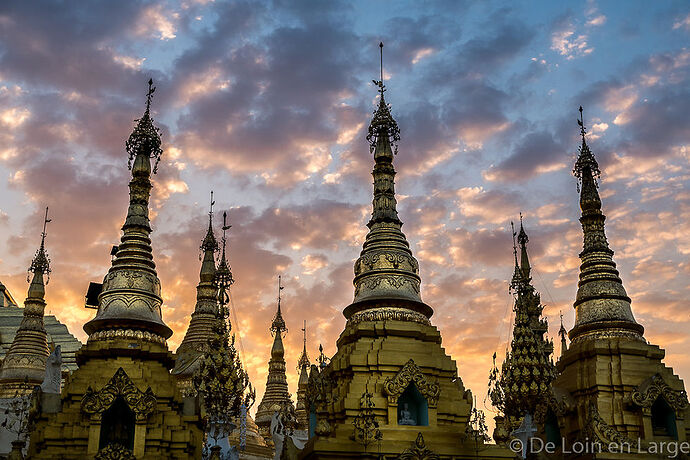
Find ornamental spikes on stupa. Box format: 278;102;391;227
173;191;220;394
558;312;568;357
0;207;52;395
344;42;431;322
193;214;255;443
255;275;293;444
489;219;556;427
296;320;310;430
569;106;644;342
83;79;172;341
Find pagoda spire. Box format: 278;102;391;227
509;221;525;293
345;42;431;320
83;79;173;340
173;192;221;392
517;213;530;281
215;211;234;305
559;312;568;357
0;208;52;392
295;320;311;430
255;276;293;443
489;219;555;425
271;276;287;335
569;106;643;342
297;320;310;371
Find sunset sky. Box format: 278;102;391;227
0;0;689;424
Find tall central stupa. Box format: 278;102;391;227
300;44;511;459
28;80;202;459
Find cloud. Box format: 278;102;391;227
483;131;567;183
673;13;690;31
550;15;594;60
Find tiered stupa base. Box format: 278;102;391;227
550;336;690;459
300;313;513;459
29;339;203;459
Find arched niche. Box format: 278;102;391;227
397;383;428;426
651;397;677;439
383;359;440;426
544;409;562;448
308;405;317;438
98;396;135;450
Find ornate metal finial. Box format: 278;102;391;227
367;41;400;155
210;190;215;218
317;344;329;370
28;207;52;283
126;78;163;173
215;211;234;308
271;276;287;335
200;191;218;258
558;311;569;355
573;105;601;191
378;42;384;94
517;213;528;246
509;221;524;293
146;78;155;113
297;320;310;371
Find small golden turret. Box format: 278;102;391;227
296;320;310;430
173;192;220;394
255;276;293;444
0;208;52;396
569;106;644;342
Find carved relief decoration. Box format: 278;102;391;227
383;359;440;407
81;367;156;421
581;402;635;451
398;432;439;460
630;373;689;412
348;308;430;326
94;443;136;460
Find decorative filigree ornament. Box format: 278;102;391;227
270;276;287;336
489;221;556;423
200;191;219;259
94;443;136;460
465;402;490;456
305;361;338;415
126;79;163;174
581;402;635;450
630;373;689;411
366;43;401;155
348;307;430;326
399;432;440;460
81;368;156;421
352;392;382;451
572;106;601;191
214;211;234;309
27;207;51;284
383;359;440;407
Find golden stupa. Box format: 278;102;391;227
173;196;221;396
546;108;690;457
255;277;294;446
0;209;52;398
299;44;511;459
28;80;203;459
174;200;273;459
